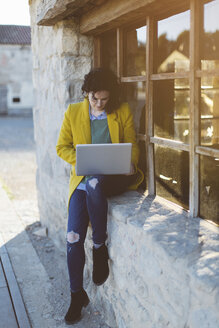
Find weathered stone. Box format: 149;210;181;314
67;79;84;102
33;227;48;237
60;56;92;81
56;25;79;56
79;34;93;56
30;0;92;251
36;0;91;26
187;308;219;328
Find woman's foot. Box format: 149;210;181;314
65;289;89;325
93;244;109;285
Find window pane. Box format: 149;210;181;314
200;155;219;224
123;82;146;190
157;11;190;73
154;79;190;142
201;76;219;147
124;25;146;76
155;145;189;208
123;82;146;133
201;0;219;70
138;140;147;191
101;30;117;75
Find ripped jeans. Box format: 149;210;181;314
67;174;136;292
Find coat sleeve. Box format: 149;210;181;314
56;105;76;165
122;104;139;167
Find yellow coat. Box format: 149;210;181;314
56;98;144;204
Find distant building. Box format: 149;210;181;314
158;50;189;73
0;25;33;115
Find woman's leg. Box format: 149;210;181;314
85;175;135;285
85;176;107;245
85;174;135;244
67;189;89;292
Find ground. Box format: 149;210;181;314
0;114;110;328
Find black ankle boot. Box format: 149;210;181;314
93;244;109;285
64;289;89;325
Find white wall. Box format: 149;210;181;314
0;44;33;114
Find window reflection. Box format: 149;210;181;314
201;0;219;68
123;82;146;133
200;155;219;224
201;76;219;146
157;11;190;73
154;79;190;142
155;145;189;208
201;0;219;149
125;25;146;76
123;82;146;189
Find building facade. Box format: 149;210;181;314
29;1;219;327
0;25;33;115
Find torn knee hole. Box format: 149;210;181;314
88;178;98;190
67;231;80;243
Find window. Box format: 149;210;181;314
124;25;147;77
199;0;219;223
94;0;219;225
154;78;190;142
155;145;189;208
157;11;190;73
12;97;20;103
101;30;117;75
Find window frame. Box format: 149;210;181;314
93;0;219;220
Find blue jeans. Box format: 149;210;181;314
67;174;136;292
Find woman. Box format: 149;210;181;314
56;67;143;324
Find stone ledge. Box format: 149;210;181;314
85;191;219;328
36;0;91;26
109;191;219;286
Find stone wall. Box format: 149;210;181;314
30;0;92;247
85;191;219;328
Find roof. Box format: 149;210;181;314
0;25;31;45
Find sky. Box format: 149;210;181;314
0;0;218;34
137;1;219;43
0;0;30;26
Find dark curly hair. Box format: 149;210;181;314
81;67;121;113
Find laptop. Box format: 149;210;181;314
75;143;132;176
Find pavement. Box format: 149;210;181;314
0;114;110;328
0;185;33;328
